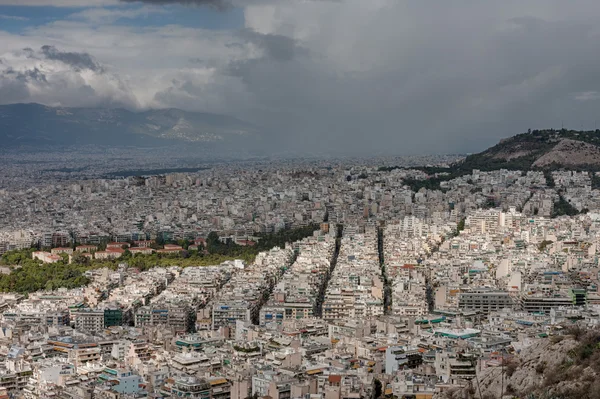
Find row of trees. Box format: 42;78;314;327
205;224;319;256
0;224;321;294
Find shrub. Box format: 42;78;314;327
535;361;546;374
565;325;585;340
505;384;516;395
505;359;519;377
544;367;562;386
550;335;564;344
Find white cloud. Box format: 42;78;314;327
0;46;138;108
68;6;167;24
0;14;29;21
0;18;260;112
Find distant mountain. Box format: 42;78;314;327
455;129;600;172
0;103;261;148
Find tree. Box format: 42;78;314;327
177;239;190;249
552;195;580;218
207;232;220;245
373;379;383;399
538;240;553;252
544;170;555;188
455;218;466;236
71;253;90;266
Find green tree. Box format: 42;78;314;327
373;379;383;399
71;253;91;266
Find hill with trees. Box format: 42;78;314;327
455;129;600;173
379;129;600;191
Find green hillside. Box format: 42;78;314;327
456;129;600;173
380;129;600;191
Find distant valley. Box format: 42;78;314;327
0;103;261;149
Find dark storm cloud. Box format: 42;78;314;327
237;29;306;62
119;0;231;10
15;68;48;83
207;2;600;155
156;29;307;115
40;45;104;72
22;48;35;58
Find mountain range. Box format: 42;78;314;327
0;103;260;148
3;105;600;168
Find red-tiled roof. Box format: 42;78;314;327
107;248;125;253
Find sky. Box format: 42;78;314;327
2;0;600;155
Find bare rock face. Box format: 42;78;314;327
436;328;600;399
532;139;600;168
477;337;579;396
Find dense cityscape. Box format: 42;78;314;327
0;154;598;398
3;0;600;398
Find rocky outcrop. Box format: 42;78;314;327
532;139;600;168
437;327;600;399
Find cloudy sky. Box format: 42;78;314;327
2;0;600;154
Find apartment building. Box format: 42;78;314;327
519;291;585;314
385;346;423;373
165;377;211;399
72;309;104;334
458;290;514;313
47;337;102;367
135;304;194;333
